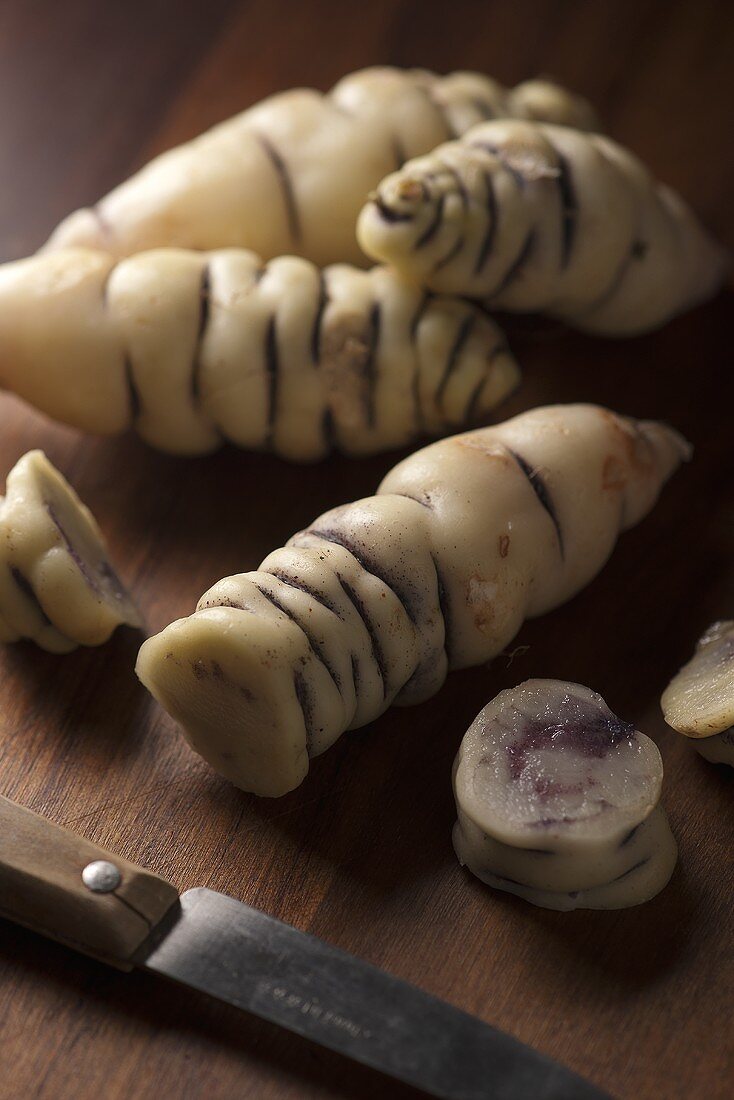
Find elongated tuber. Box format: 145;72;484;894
0;451;140;652
357;120;728;335
453;680;677;910
0;247;518;459
42;68;598;268
661;621;734;766
136;404;688;796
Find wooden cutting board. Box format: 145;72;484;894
0;2;731;1098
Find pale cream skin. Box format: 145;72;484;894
661;621;734;767
42;68;597;268
0;248;518;459
136;404;689;797
0;452;140;653
453;680;678;910
357;120;729;336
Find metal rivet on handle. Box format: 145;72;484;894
82;860;122;893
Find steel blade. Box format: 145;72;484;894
140;888;607;1100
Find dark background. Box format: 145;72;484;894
0;3;732;1099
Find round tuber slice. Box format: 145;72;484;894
453;679;677;909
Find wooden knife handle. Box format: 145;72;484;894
0;794;179;970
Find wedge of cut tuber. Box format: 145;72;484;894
41;67;598;268
357;120;728;336
661;621;734;766
136;404;689;797
0;451;141;652
453;680;677;910
0;248;519;458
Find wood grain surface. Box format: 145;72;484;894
0;1;732;1098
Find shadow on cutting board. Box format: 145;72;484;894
0;624;151;768
468;860;696;990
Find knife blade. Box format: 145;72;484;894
0;794;608;1099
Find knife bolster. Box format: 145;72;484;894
0;795;179;970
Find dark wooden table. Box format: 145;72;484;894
0;2;732;1097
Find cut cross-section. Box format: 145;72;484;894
453;679;677;909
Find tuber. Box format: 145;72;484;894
357;120;728;335
42;68;597;268
0;247;518;459
136;404;688;796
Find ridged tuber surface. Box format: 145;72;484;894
0;452;140;652
136;404;689;796
357;120;728;335
42;67;598;268
0;247;518;459
453;679;677;909
661;621;734;766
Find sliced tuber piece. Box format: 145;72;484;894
453;679;677;910
0;451;141;652
661;621;734;766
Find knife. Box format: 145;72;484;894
0;794;608;1100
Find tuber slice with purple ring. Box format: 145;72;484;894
453;680;677;909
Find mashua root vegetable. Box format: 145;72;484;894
0;452;140;652
661;621;734;766
0;247;518;458
136;404;689;796
42;68;597;268
453;680;677;910
357;120;728;335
